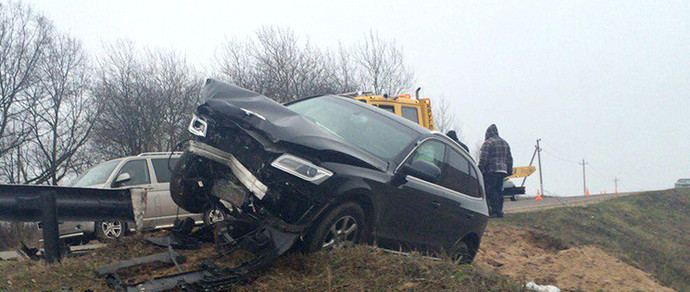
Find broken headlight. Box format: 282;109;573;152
188;114;208;137
271;154;333;184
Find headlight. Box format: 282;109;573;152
188;114;208;137
271;154;333;184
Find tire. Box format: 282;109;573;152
451;240;477;265
305;202;365;252
95;220;126;242
170;173;207;214
203;204;228;226
510;195;517;201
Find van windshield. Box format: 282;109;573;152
71;159;121;187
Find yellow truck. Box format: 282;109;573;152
341;90;435;130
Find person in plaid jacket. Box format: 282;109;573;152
478;124;513;218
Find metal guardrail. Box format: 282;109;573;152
0;184;146;263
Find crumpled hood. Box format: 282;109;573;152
485;124;499;140
198;79;387;171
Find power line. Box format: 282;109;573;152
542;149;580;164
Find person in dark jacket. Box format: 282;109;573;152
478;124;513;218
446;130;470;153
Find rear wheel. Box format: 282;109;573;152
305;202;365;252
450;240;477;265
95;220;126;242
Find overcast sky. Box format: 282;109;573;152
28;0;689;196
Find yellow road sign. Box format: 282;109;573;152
506;166;536;179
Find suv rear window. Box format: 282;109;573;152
440;148;483;198
152;158;179;183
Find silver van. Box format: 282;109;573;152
53;152;219;243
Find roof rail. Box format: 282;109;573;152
136;152;183;157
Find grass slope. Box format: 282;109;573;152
504;189;690;291
0;239;522;291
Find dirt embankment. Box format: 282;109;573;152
475;223;674;292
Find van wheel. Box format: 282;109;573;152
203;204;228;226
451;240;477;265
95;220;126;242
305;202;365;252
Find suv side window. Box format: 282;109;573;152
469;165;483;198
440;148;483;198
116;159;150;186
408;140;446;169
151;158;178;183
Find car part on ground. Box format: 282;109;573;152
95;251;186;276
100;216;300;291
0;184;145;263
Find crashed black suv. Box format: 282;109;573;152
171;79;488;263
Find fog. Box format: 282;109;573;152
28;0;690;196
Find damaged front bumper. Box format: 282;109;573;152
186;140;268;200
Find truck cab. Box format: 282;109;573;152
344;92;435;130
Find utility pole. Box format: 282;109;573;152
614;177;620;195
536;139;544;195
579;159;588;196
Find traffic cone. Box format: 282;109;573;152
585;187;590;197
536;189;543;201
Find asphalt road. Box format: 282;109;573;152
504;192;638;213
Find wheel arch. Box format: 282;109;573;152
457;231;481;251
319;179;377;243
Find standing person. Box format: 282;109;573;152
478;124;513;218
445;130;470;153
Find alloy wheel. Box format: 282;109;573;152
206;208;226;224
322;215;358;249
101;221;123;238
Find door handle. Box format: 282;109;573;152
431;201;441;208
465;212;475;219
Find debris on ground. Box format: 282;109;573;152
525;281;561;292
475;222;674;292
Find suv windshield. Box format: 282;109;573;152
71;159;121;187
287;96;419;160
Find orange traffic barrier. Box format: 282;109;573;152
536;189;543;201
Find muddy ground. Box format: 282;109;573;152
475;222;674;292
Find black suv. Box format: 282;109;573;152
171;79;488;263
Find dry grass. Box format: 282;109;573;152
0;234;521;291
503;189;690;292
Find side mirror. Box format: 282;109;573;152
113;173;131;187
401;160;442;184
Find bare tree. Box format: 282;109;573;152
91;40;201;158
0;2;51;159
21;33;95;185
433;96;463;134
217;27;338;102
353;31;415;95
215;27;415;101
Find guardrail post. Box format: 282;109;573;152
40;191;61;263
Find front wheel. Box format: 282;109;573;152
305;202;365;252
95;220;126;242
203;204;228;226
